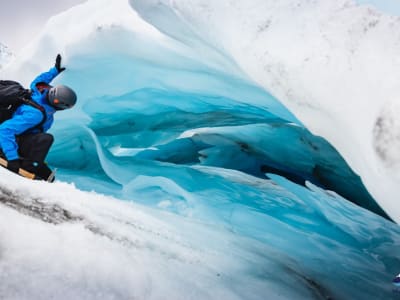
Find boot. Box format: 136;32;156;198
20;160;55;182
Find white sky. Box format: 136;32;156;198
0;0;86;52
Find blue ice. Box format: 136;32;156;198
42;46;400;299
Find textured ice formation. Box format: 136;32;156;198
3;0;392;218
127;0;400;222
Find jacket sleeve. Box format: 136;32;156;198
0;107;44;160
30;66;60;92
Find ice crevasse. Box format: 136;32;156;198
127;0;400;222
3;0;399;221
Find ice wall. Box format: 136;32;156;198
129;0;400;222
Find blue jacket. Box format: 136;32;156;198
0;67;60;160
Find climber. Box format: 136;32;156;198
0;54;77;181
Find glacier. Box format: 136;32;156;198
0;0;400;299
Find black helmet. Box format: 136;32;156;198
48;85;77;110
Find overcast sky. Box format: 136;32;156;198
0;0;86;52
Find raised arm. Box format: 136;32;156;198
30;54;66;91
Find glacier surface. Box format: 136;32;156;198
0;168;398;300
1;0;400;299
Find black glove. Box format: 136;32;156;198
55;54;66;73
7;159;20;173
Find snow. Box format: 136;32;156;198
0;0;400;298
0;165;399;299
0;170;263;299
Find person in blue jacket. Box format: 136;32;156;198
0;54;77;181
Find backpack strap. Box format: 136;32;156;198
19;98;47;134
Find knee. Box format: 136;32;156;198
40;133;54;146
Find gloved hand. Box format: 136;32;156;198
7;159;20;173
55;54;66;73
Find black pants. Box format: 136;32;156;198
17;133;54;163
16;133;54;180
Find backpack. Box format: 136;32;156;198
0;80;47;132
